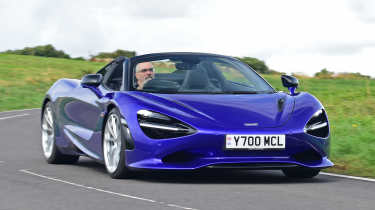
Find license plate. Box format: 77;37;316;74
225;135;285;150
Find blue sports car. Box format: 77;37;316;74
41;52;333;179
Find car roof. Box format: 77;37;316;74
130;52;235;61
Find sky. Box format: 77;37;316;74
1;0;375;77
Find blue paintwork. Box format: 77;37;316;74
42;53;333;171
288;87;297;96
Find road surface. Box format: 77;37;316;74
0;109;374;210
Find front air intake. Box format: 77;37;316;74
292;149;322;164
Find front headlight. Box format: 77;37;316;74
304;109;329;138
137;110;196;139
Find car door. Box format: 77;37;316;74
59;60;124;160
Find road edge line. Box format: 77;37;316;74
0;113;30;120
0;108;40;114
19;169;199;210
320;172;375;182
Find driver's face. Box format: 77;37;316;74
136;62;154;82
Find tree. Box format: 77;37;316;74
92;49;136;59
315;68;334;79
235;57;270;74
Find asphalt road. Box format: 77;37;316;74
1;109;375;210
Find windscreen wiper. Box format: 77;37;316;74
226;90;275;94
224;91;259;94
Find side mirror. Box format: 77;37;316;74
281;75;299;95
82;74;103;87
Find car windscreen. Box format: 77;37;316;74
132;55;274;94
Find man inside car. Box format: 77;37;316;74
135;62;155;90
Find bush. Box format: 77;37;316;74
91;49;136;59
72;57;86;61
335;72;371;80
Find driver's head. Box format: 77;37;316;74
135;62;155;89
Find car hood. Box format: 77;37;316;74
129;92;295;129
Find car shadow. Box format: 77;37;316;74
76;158;336;184
134;170;336;184
75;158;107;174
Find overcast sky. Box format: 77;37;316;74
1;0;375;77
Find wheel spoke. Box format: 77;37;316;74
43;138;48;150
113;152;120;167
107;149;112;165
106;137;114;144
42;122;49;131
107;143;112;159
46;136;50;147
104;124;111;139
43;122;53;134
107;118;116;139
109;144;114;157
45;110;53;127
111;116;118;139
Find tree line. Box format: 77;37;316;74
314;68;370;79
2;44;371;78
2;44;136;62
1;44;276;74
3;44;72;59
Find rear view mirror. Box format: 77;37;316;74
281;75;299;95
82;74;103;87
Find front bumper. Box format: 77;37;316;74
125;127;333;170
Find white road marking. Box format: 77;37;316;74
0;108;40;114
0;114;30;120
167;204;198;210
321;172;375;183
19;169;199;210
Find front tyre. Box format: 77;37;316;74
282;167;320;178
41;102;79;164
103;108;132;179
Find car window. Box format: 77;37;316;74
132;55;274;94
212;62;255;87
103;63;123;91
97;62;114;77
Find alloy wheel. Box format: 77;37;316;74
103;114;122;173
42;106;54;159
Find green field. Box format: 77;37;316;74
1;53;375;178
262;75;375;177
0;54;105;110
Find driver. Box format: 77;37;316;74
135;62;155;90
